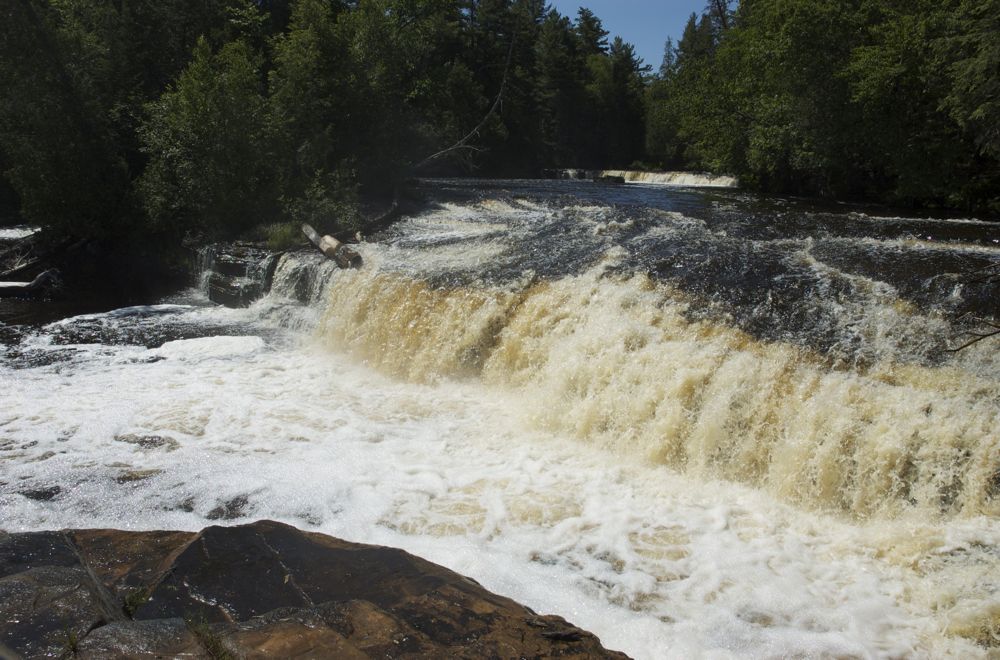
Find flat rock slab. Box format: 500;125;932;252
0;520;629;659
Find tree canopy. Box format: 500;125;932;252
646;0;1000;213
0;0;996;245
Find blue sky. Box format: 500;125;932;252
547;1;707;71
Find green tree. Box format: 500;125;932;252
535;10;587;167
268;0;355;209
575;7;608;57
139;37;276;237
0;0;132;236
594;37;648;167
935;0;1000;211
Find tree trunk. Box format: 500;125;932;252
301;224;362;269
0;268;60;298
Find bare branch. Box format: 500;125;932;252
969;262;1000;284
947;315;1000;352
948;328;1000;352
709;0;730;31
412;36;515;171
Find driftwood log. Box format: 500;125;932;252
302;224;362;269
0;268;61;298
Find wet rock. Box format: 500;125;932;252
0;521;629;659
0;532;121;658
114;469;162;484
202;244;281;308
168;496;196;513
76;618;203;658
19;485;61;501
0;322;22;346
987;468;1000;499
0;530;80;578
206;494;251;520
70;529;195;598
0;567;113;657
113;434;178;452
207;272;264;308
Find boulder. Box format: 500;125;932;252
200;244;281;308
0;520;630;659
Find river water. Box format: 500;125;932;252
1;179;999;658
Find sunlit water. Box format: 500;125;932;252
0;226;38;241
2;180;999;658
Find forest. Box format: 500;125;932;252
1;0;998;248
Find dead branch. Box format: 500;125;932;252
948;317;1000;352
968;262;1000;285
709;0;731;31
412;36;515;171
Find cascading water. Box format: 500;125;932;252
553;169;739;187
599;170;739;187
1;179;998;658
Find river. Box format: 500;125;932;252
2;179;998;658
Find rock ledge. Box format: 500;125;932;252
0;520;628;659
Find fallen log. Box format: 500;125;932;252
301;224;362;268
0;268;61;298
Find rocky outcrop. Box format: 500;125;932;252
200;244;281;308
0;520;629;659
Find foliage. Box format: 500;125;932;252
2;0;997;251
0;0;259;237
533;8;648;169
139;37;276;238
282;167;363;235
0;0;131;236
646;0;1000;213
258;222;307;250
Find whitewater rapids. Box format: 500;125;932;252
1;180;998;658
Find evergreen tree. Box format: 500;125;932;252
575;8;608;57
139;38;276;237
535;10;587;167
6;0;997;246
658;37;677;79
0;0;131;236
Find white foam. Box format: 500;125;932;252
153;335;265;360
850;212;999;227
2;196;998;659
600;170;739;188
48;304;195;326
0;226;39;240
0;331;993;658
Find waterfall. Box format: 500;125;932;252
312;259;999;519
552;169;739;187
4;180;997;658
599;170;740;187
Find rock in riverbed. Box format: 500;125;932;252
200;244;281;308
0;520;629;659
